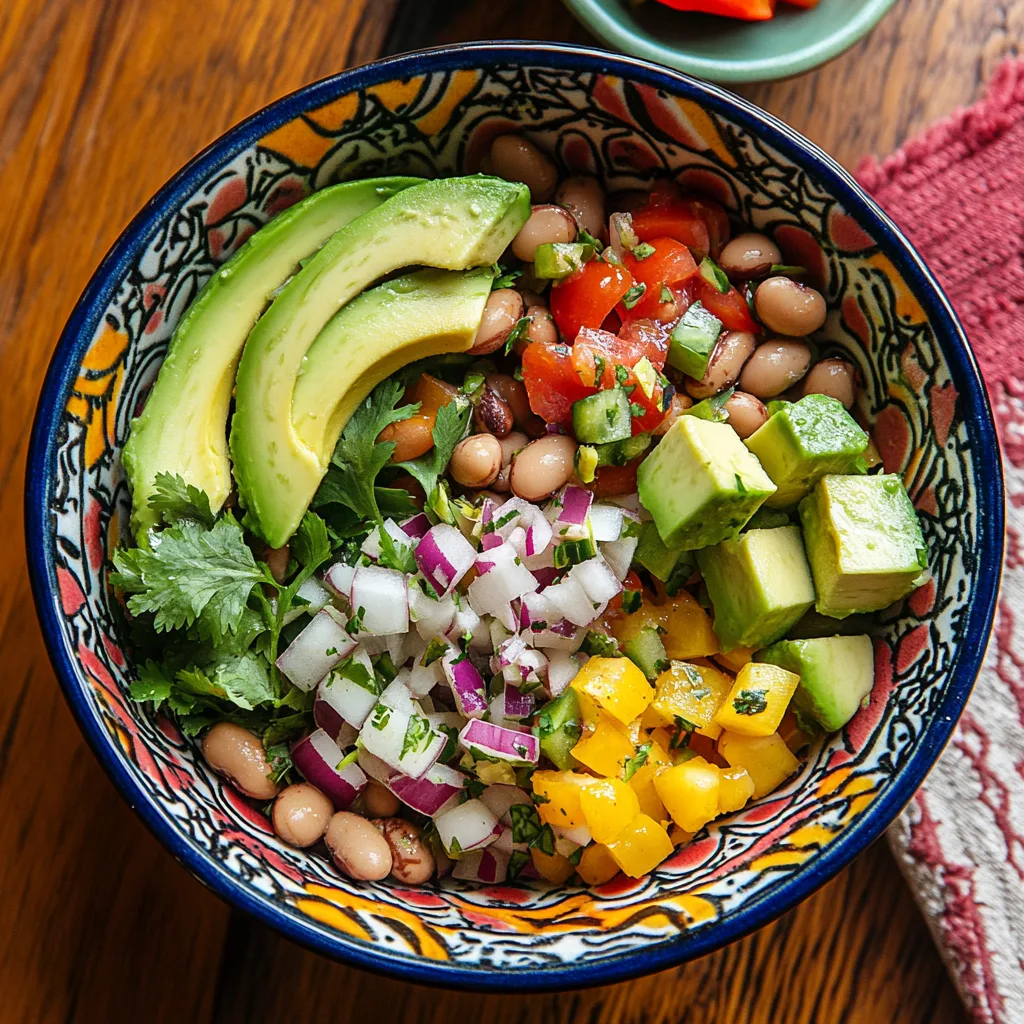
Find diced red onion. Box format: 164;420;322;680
552;823;592;847
360;519;413;562
317;646;378;728
531;566;559;590
442;648;488;719
481;531;503;551
313;696;346;739
357;747;393;784
588;504;626;543
498;634;527;668
446;605;483;647
435;799;501;852
492;826;527;856
491;497;553;553
481;784;532;825
609;211;639;255
600;536;638;581
350;565;409;635
407;657;445;697
452;848;509;884
458;719;539;765
400;513;431;540
282;576;332;626
550;486;593;527
357;633;390;656
533;624;585;651
546;651;580;698
520;591;551;633
324;561;355;598
359;700;444;779
481;498;497;527
568;557;623;606
426;710;464;732
554;835;582;859
291;729;367;810
387;762;465;817
378;677;419;716
502;683;534;720
468;543;539;632
544;577;597;627
409;583;457;641
415;524;477;598
276;607;355;691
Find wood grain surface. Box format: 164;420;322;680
0;0;1013;1020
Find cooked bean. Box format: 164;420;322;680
272;783;332;848
518;288;545;308
263;544;290;584
525;304;558;347
488;134;558;202
373;817;436;885
510;434;577;501
469;289;524;356
498;430;529;465
556;175;606;239
739;340;813;398
325;811;393;882
754;277;827;336
450;434;503;488
724;391;769;439
486;374;532;427
718;232;782;280
474;387;514;437
201;723;280;801
802;357;857;409
653;392;693;436
685;331;757;400
512;204;578;264
361;780;400;818
491;463;512;493
378;414;435;462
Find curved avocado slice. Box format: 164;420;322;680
231;175;531;546
286;266;494;518
122;176;422;537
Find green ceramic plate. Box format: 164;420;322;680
562;0;896;83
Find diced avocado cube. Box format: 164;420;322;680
637;417;776;551
696;525;816;651
757;634;875;733
744;394;869;508
668;301;722;379
634;522;691;581
799;474;927;618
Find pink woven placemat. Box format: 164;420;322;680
857;59;1024;1024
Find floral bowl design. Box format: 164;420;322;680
26;42;1003;990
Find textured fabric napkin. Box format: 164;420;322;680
857;59;1024;1024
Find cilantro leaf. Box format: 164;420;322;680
176;652;275;711
326;379;419;524
732;688;768;716
622;742;651;782
397;397;471;502
508;850;531;880
401;714;434;759
290;510;331;570
148;472;216;529
129;659;174;703
111;517;268;639
377;525;417;574
491;263;523;289
264;740;294;785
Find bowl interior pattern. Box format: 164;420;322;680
31;46;1000;986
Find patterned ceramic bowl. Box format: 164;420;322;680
26;42;1003;990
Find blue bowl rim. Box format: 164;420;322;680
25;40;1004;992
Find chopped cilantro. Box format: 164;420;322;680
508;850;531;880
630;242;656;260
622;742;651;782
422;638;448;666
147;472;216;529
491;263;523;289
401;714;434;759
621;283;646;310
621;589;642;614
503;315;532;356
660;285;674;304
733;689;769;716
369;702;391;730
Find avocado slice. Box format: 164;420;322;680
231;175;531;545
799;473;927;618
756;634;875;733
637;416;776;551
744;394;868;508
290;266;493;494
122;176;422;538
696;525;816;652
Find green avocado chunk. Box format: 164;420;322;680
744;394;869;508
231;176;531;546
122;176;421;538
799;473;928;618
756;634;875;733
637;416;776;551
696;525;816;652
291;267;493;487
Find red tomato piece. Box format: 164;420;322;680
617;319;670;372
588;461;641;498
630;202;711;261
522;339;594;425
695;277;759;333
685;197;731;259
550;260;634;345
619;237;698;324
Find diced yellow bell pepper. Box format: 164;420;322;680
779;708;813;754
718;731;800;798
627;738;671;821
611;589;719;660
532;770;594;828
531;848;576;885
572;657;653;725
718;766;755;812
571;706;636;777
668;825;695;846
644;660;730;733
606;814;675;878
653;755;721;833
714;663;800;738
715;646;755;673
576;843;620;886
580;778;642;844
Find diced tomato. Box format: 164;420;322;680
588;461;640;497
627;375;667;434
522;339;594;425
571;323;670;387
618;319;671;371
550;260;634;345
695;277;759;333
685;198;731;259
653;0;776;19
631;202;711;261
618;237;698;324
607;569;645;615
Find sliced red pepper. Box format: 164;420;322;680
522;338;595;425
550;260;634;345
653;0;777;19
618;237;699;324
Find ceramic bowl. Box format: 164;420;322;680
26;42;1002;990
563;0;897;83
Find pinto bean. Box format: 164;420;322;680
488;134;558;201
738;340;813;398
325;812;392;882
510;435;576;501
685;331;757;400
469;289;525;356
272;783;332;847
202;723;280;801
754;277;827;336
718;232;782;280
373;817;435;885
511;204;578;263
801;357;857;409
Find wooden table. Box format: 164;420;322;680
1;0;1011;1019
